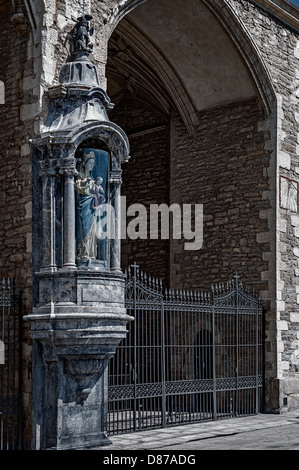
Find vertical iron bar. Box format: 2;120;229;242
173;296;176;423
181;302;183;422
119;322;123;432
212;302;217;420
161;297;166;428
205;308;208;420
133;263;137;431
18;289;23;450
255;302;259;414
1;279;4;450
144;290;147;429
6;279;10;449
227;301;230;418
12;281;16;450
196;307;199;421
262;304;265;412
188;306;191;421
235;276;239;417
204;321;207;417
249;310;252;411
142;296;145;430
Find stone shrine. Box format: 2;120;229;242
25;15;132;450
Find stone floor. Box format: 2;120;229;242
94;410;299;451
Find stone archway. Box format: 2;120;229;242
106;0;277;294
106;5;277;417
108;0;276;114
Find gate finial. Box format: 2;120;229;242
233;273;240;288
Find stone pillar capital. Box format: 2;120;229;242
57;157;78;176
39;160;57;177
39;157;78;177
110;169;122;185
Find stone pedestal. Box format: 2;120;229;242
26;271;132;450
32;347;111;450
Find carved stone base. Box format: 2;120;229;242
26;270;133;450
31;342;113;450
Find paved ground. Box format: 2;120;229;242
94;410;299;451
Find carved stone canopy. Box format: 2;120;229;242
43;17;115;133
34;121;130;169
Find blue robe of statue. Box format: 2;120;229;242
75;149;109;263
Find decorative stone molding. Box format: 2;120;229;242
11;1;29;36
39;157;78;177
56;157;78;176
64;357;105;404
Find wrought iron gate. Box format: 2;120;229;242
0;278;23;450
108;264;264;435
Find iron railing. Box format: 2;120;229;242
0;278;23;450
108;263;264;435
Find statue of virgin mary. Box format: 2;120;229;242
75;149;108;263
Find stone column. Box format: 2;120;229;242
39;161;57;272
59;159;77;270
110;171;122;272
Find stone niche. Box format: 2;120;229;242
25;15;132;450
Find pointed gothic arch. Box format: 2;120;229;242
108;0;276;116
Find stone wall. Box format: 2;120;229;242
108;0;299;413
0;2;32;296
110;95;273;293
0;0;38;447
231;0;299;410
169;98;271;291
106;0;299;410
109;90;278;407
109;97;170;282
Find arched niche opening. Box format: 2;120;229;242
74;139;112;270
